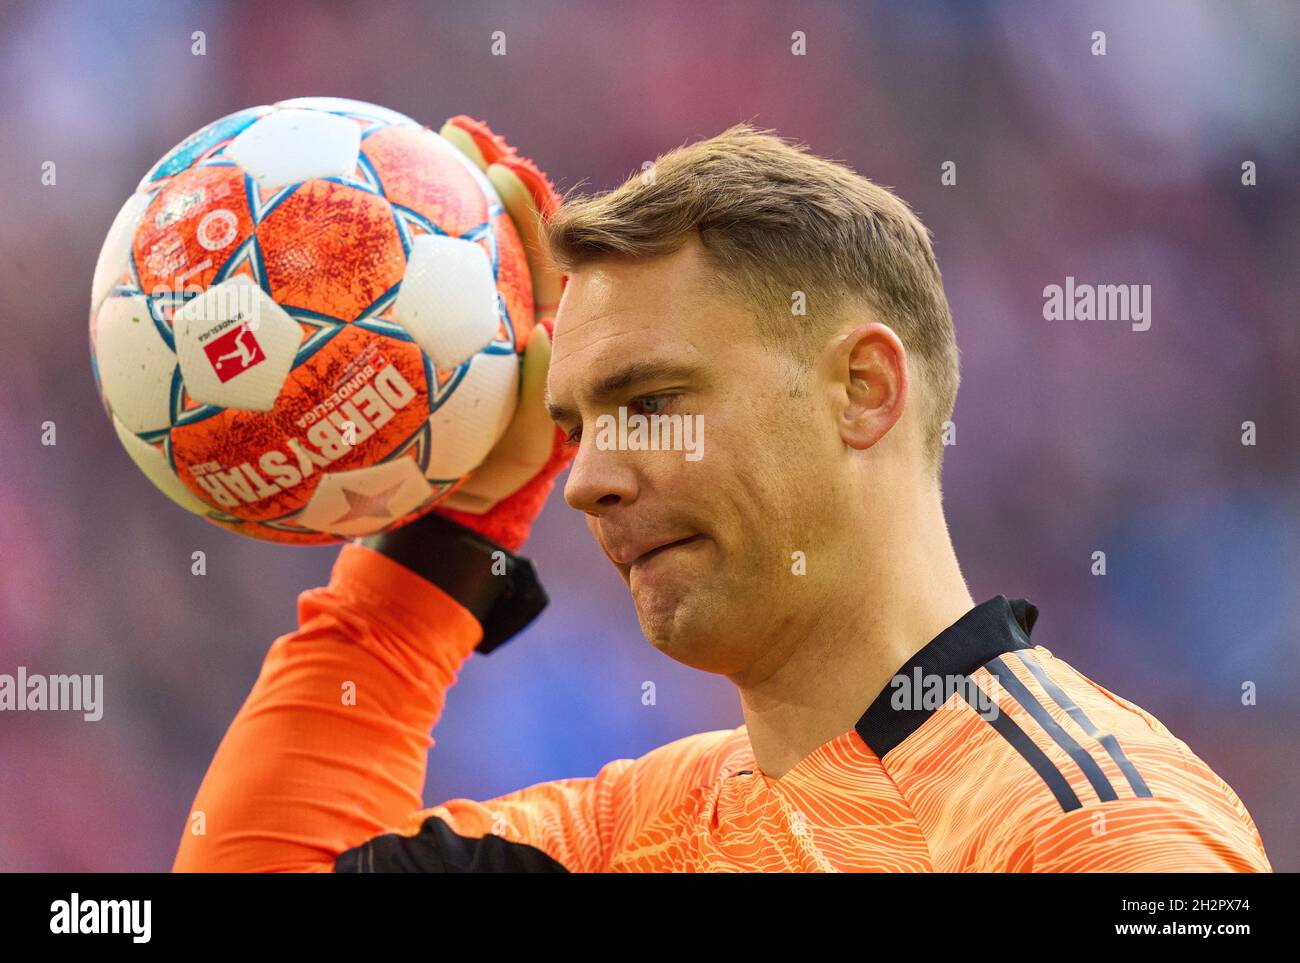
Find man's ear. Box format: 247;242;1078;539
832;322;908;451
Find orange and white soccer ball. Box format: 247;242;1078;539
89;98;533;543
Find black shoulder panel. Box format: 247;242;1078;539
336;815;570;873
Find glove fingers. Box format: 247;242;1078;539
440;325;560;513
487;163;565;320
438;119;490;171
439;116;564;321
432;115;571;539
439;115;516;169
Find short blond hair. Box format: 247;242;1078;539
545;124;959;473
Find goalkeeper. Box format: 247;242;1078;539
175;118;1271;872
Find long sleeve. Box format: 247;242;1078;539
172;539;736;873
173;543;483;872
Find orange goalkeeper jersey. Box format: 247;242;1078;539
174;543;1272;872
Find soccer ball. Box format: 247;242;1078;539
89;98;533;544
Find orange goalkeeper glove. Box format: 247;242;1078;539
361;117;571;652
432;115;572;554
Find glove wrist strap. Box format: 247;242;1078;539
361;512;547;654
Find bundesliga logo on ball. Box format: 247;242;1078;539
88;97;534;543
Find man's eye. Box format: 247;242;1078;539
631;394;673;416
565;426;582;446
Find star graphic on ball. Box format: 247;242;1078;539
329;481;407;526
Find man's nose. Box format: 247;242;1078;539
563;434;638;514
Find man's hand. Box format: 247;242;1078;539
360;117;571;652
431;115;572;553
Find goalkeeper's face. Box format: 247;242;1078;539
547;237;898;674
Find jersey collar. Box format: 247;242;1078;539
854;595;1038;758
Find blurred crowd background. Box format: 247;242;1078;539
0;0;1296;871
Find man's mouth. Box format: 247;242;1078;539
630;534;704;567
609;534;704;567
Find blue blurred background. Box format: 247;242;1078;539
0;0;1296;871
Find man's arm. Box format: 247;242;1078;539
173;534;636;872
172;531;733;873
173;541;482;872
